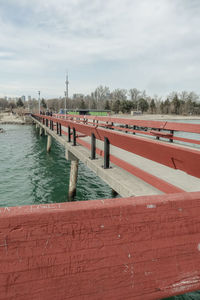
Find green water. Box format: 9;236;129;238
0;124;113;207
0;123;200;299
164;292;200;300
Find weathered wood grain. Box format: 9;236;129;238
1;192;200;299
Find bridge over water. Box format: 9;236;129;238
1;114;200;299
34;114;200;197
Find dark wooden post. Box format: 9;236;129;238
170;130;174;143
156;129;161;140
91;133;96;160
73;128;76;146
68;126;71;142
125;124;128;133
104;137;110;169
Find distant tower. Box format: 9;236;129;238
65;73;69;118
38;91;41;114
21;95;26;103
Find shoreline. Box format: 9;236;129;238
0;112;31;125
0;121;25;125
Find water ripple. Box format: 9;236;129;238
0;124;112;207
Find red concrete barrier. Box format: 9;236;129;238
1;192;200;299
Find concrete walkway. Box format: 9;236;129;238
75;132;200;194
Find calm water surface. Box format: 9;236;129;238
0;124;113;207
0;122;200;300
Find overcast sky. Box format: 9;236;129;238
0;0;200;99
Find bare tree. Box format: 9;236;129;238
94;86;110;109
129;88;141;109
111;89;127;102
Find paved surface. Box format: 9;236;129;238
79;135;200;193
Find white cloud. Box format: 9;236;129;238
0;0;200;98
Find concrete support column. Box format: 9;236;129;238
68;160;79;201
47;135;52;152
39;127;44;136
66;150;79;201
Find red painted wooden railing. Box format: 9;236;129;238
34;114;200;180
1;192;200;299
53;114;200;133
2;114;197;299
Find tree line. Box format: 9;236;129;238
1;87;200;115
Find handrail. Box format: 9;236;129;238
54;113;200;134
2;191;200;299
33;114;200;179
52;114;200;146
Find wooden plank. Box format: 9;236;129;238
173;135;200;145
150;130;173;139
1;192;200;299
54;114;200;134
163;122;200;134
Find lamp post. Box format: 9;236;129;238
65;74;69;119
64;91;66;117
38;91;41;114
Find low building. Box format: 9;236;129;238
59;109;111;116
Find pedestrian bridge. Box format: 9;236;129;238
0;113;200;300
34;113;200;197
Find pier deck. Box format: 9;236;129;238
32;115;200;197
1;114;200;300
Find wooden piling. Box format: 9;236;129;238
47;135;52;152
68;160;79;201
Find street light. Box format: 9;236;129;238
38;91;41;114
65;73;69;119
